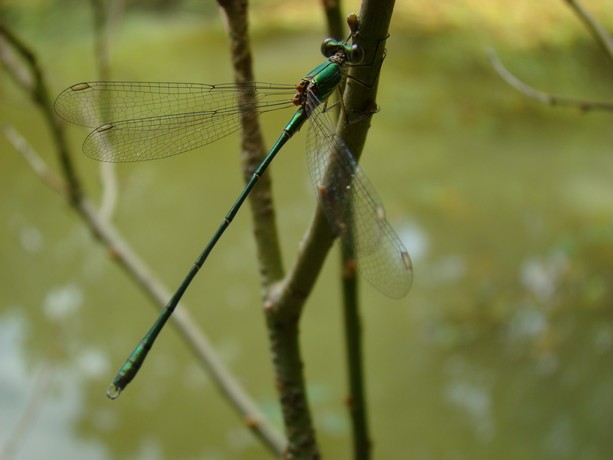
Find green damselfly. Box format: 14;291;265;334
55;35;413;399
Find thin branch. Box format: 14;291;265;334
336;3;397;458
217;0;319;456
0;35;32;89
320;3;374;459
488;1;613;112
0;20;285;455
217;0;284;288
97;156;119;221
341;257;371;460
268;3;398;459
1;124;65;193
90;0;122;221
322;0;344;41
91;0;112;80
564;0;613;64
487;47;613;112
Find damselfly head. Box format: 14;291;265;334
320;38;343;58
320;38;364;64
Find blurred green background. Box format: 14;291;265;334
1;0;613;459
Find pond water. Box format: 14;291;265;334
1;3;613;459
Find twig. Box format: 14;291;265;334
90;0;122;221
322;0;344;41
217;0;285;288
0;35;32;88
341;250;371;460
337;3;397;459
1;124;65;193
266;2;398;459
321;3;374;459
217;0;321;456
563;0;613;64
90;0;112;80
487;47;613;112
488;1;613;112
0;20;285;455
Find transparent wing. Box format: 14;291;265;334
54;81;295;162
306;95;413;298
80;111;237;162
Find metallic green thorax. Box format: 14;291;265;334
285;46;349;136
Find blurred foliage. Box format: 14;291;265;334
2;0;613;47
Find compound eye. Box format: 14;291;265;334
349;44;364;64
321;38;341;58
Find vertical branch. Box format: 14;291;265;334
90;0;112;80
260;1;398;457
335;2;396;459
322;0;344;40
341;267;369;459
90;0;123;221
217;1;321;458
217;0;284;287
320;3;373;459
